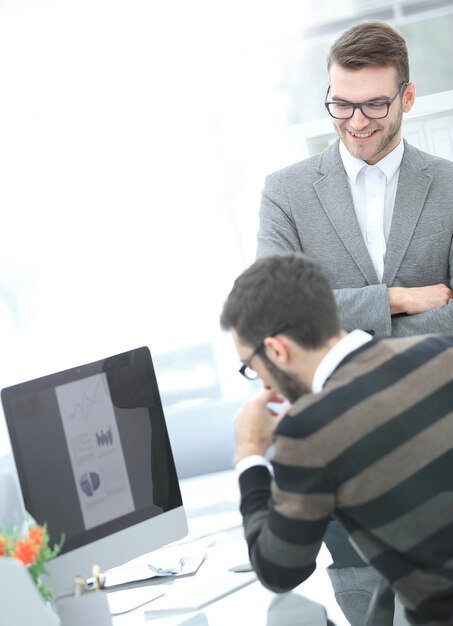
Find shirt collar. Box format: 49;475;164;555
377;139;404;183
339;139;404;184
311;329;373;394
339;140;365;184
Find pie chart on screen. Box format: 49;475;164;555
79;472;101;497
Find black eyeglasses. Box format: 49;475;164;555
239;323;290;380
324;82;407;120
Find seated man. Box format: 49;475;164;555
220;252;453;626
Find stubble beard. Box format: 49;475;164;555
261;355;309;404
338;106;403;163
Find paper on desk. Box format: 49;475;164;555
108;586;166;617
102;553;207;589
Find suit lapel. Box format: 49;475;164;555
314;141;379;285
382;142;433;285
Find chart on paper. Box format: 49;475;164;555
56;373;134;529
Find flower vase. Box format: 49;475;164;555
0;557;60;626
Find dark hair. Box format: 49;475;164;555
220;253;341;349
327;20;409;85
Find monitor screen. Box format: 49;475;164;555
1;346;188;598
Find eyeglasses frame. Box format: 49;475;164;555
239;323;290;380
324;81;408;120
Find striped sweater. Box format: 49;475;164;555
239;335;453;625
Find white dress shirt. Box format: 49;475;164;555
235;330;373;475
339;140;404;282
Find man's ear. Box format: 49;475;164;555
402;82;416;113
263;335;291;366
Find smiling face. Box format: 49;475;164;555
328;64;415;165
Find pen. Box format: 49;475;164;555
92;564;105;590
73;575;87;596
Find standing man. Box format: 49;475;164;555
256;20;453;623
220;252;453;626
257;20;453;337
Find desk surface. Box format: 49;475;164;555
107;470;349;626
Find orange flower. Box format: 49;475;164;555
1;523;64;602
27;525;45;547
13;538;37;565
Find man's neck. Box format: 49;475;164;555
296;331;347;392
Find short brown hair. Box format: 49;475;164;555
327;20;409;85
220;253;341;350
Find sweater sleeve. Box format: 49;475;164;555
238;454;334;593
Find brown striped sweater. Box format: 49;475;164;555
239;335;453;625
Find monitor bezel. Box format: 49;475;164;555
1;346;188;598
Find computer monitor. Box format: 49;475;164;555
1;346;188;598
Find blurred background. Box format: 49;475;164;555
1;0;453;476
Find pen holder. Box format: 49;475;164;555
56;590;112;626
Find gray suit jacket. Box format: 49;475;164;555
257;139;453;336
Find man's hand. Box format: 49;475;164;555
388;284;453;316
233;388;287;465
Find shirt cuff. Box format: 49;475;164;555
235;454;272;477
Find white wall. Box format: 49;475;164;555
0;0;309;456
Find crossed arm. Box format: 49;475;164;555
388;284;452;316
330;282;453;336
257;189;453;336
